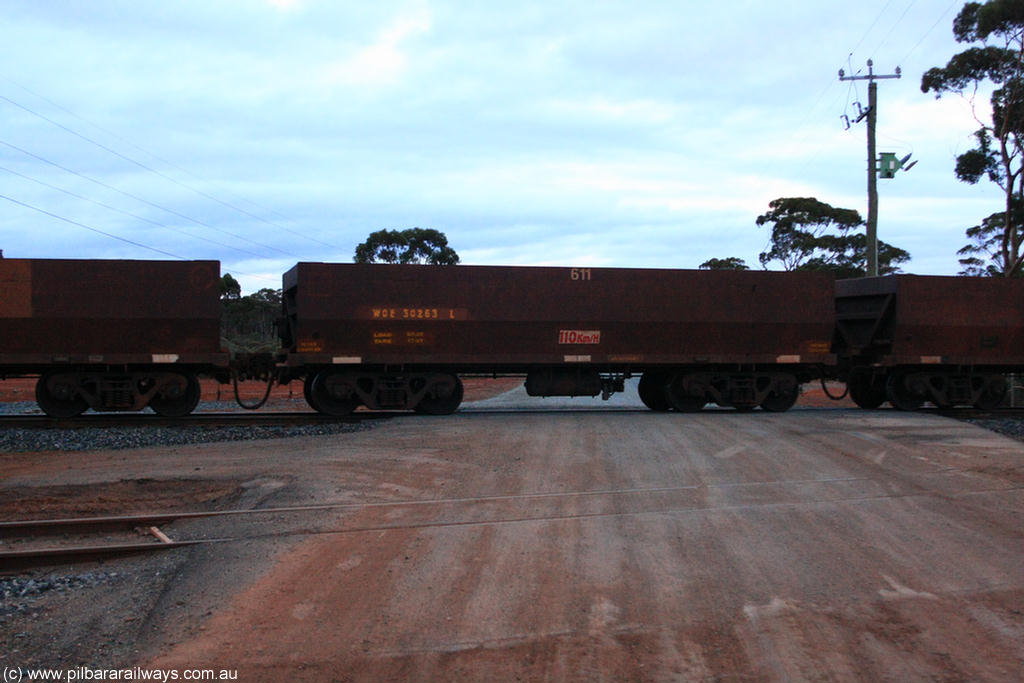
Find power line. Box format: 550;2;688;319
849;0;897;58
0;138;296;257
899;0;959;65
869;0;918;59
0;188;277;281
0;163;268;260
0;193;187;260
0;89;344;251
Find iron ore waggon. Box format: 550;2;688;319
0;258;226;417
834;274;1024;410
278;263;836;415
5;257;1020;418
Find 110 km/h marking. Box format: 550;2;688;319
559;330;601;345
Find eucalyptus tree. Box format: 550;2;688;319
354;228;460;265
755;197;909;278
922;0;1024;277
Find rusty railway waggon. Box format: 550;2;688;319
4;257;1021;418
834;275;1024;410
0;258;226;417
278;263;836;415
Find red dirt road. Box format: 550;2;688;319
133;407;1024;681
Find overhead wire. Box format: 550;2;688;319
0;163;269;260
0;138;295;257
764;0;916;184
898;0;960;66
869;0;918;60
0;90;344;252
849;0;897;60
0;193;187;260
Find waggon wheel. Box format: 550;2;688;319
638;373;672;411
665;374;705;412
415;375;464;415
886;372;924;411
36;371;88;418
974;376;1007;410
149;373;201;417
848;373;886;409
760;383;800;413
309;371;360;416
303;374;322;412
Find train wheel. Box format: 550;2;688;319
760;383;800;412
886;372;924;411
974;376;1007;410
415;374;464;415
35;371;88;418
309;371;360;416
666;374;705;412
149;373;201;417
303;374;322;412
638;373;672;411
848;373;886;409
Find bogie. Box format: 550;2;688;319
664;370;801;413
303;370;463;415
878;369;1009;410
34;369;202;417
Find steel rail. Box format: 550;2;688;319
6;475;1023;573
0;539;207;573
0;411;387;429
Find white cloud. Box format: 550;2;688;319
0;0;1007;283
321;5;432;88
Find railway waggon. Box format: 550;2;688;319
277;263;835;415
1;257;1021;417
0;258;226;417
833;274;1023;410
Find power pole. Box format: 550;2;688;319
839;59;901;277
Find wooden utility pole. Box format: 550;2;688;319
839;60;901;277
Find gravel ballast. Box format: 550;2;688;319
0;401;373;452
965;417;1024;442
2;400;1023;453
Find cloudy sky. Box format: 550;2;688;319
0;0;1002;292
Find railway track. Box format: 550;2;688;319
6;465;1024;574
3;482;836;572
0;411;388;429
0;505;328;573
0;513;208;572
2;406;1022;429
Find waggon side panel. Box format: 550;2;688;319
284;263;835;368
837;275;1024;366
0;259;227;369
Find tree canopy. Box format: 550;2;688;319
921;0;1024;277
958;204;1024;275
220;283;282;353
698;257;749;270
755;197;909;278
220;273;241;300
354;228;460;265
